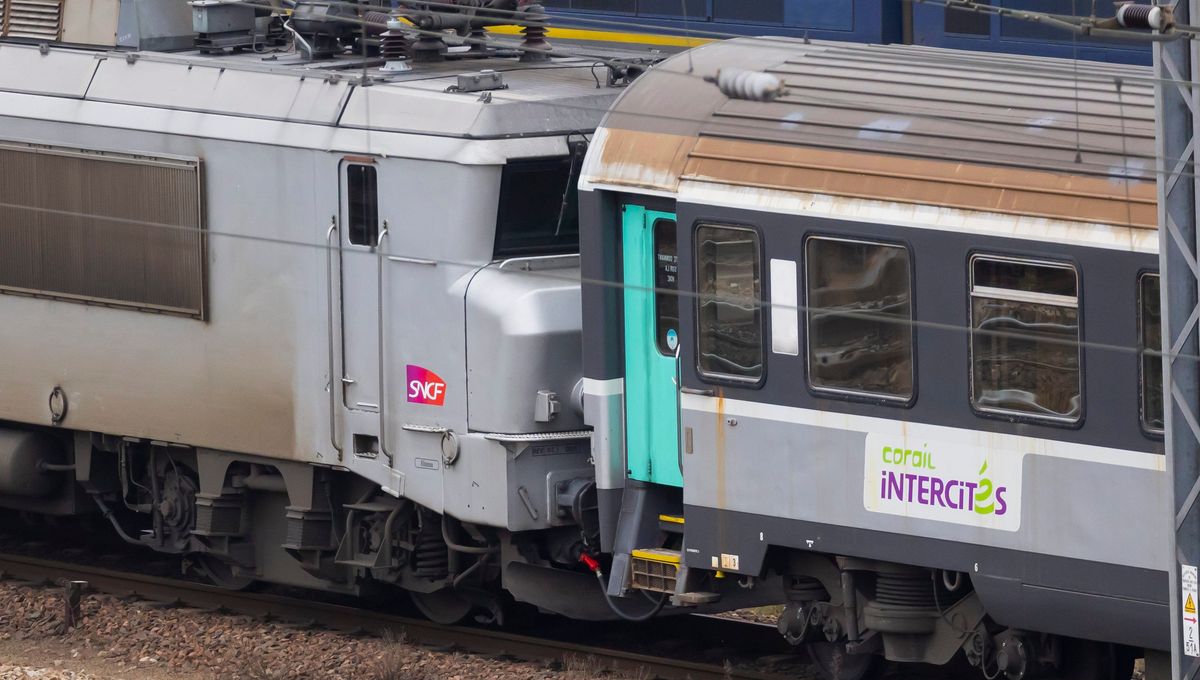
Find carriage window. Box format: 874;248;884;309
805;238;913;401
696;225;762;382
970;256;1081;422
347;164;378;246
1140;273;1164;434
654;219;679;356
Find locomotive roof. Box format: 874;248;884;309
0;39;629;141
586;37;1157;230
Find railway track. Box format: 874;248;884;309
0;552;791;680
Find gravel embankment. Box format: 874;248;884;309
0;580;633;680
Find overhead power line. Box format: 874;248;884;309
0;199;1179;366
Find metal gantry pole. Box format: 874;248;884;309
1157;2;1200;678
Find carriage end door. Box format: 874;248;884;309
622;206;683;487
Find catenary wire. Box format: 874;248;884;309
254;0;1200;93
203;1;1200;181
189;5;1183;184
0;198;1180;366
187;0;1191;180
0;6;1183;361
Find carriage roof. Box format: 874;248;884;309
585;37;1157;230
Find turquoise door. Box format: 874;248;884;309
622;206;682;487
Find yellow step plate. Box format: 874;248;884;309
658;514;685;525
631;548;681;565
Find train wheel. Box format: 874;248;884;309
410;588;473;625
1059;639;1136;680
806;642;884;680
193;555;256;591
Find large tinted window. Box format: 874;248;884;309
806;237;913;401
713;0;783;23
494;152;582;258
1141;273;1164;434
970;256;1081;422
347;164;378;247
696;225;762;382
945;0;990;35
639;0;706;17
541;0;635;11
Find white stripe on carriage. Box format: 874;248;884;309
674;180;1159;255
681;393;1165;472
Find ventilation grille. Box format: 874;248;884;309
0;142;207;319
2;0;63;40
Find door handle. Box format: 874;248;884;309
680;387;714;396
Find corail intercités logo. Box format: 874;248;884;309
863;433;1022;532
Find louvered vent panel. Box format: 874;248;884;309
4;0;62;40
0;1;7;36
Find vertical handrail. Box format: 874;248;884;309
376;223;395;467
674;343;684;478
326;218;344;461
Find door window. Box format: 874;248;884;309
805;237;914;401
654;219;679;355
970;256;1081;422
696;225;763;382
1140;273;1164;434
347;164;379;246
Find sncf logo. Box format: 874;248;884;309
407;365;446;406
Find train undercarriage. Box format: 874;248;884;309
0;421;1152;680
0;421;616;628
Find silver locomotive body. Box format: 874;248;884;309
0;23;620;619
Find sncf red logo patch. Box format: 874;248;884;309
406;365;446;406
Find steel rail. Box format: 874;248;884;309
0;552;784;680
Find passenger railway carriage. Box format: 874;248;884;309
579;39;1164;679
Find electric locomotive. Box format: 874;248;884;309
580;38;1163;679
0;0;663;626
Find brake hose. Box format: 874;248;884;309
580;554;668;622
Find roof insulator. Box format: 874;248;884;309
1116;3;1170;30
708;68;787;102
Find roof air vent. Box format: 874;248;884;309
1;0;63;41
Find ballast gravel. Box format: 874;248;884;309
0;580;638;680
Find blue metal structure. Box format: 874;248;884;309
544;0;1151;64
910;1;1149;64
542;0;904;44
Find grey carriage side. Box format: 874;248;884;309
580;36;1166;659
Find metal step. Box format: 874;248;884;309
343;501;399;513
675;591;721;605
333;557;380;569
658;514;685;533
630;548;680;594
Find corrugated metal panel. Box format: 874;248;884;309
594;38;1157;229
0;142;206;318
2;0;62;40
